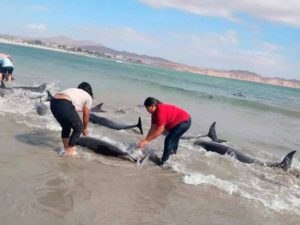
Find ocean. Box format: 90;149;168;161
0;42;299;225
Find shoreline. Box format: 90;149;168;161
0;38;105;60
1;37;300;90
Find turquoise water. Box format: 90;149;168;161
2;42;300;114
1;42;300;152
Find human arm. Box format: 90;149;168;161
138;123;165;148
82;105;90;136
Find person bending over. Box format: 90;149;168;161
0;55;14;81
138;97;191;166
50;82;93;156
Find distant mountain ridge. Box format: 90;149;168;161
0;34;299;89
40;36;171;63
41;36;98;47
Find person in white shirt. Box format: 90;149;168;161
0;54;14;81
50;82;93;156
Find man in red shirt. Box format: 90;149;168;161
138;97;191;166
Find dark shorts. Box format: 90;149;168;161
1;66;14;74
50;98;83;146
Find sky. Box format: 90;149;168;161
0;0;299;80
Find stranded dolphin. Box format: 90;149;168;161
1;81;47;93
34;90;54;116
34;97;48;116
194;141;296;171
75;136;147;163
89;113;143;135
91;102;130;114
181;121;226;143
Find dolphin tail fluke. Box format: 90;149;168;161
91;103;106;112
278;150;296;171
46;90;53;101
267;150;296;171
137;117;143;135
1;80;6;89
37;83;47;92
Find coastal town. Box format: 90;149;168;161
1;34;299;89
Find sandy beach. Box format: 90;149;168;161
1;115;299;225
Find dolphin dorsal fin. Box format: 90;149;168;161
91;103;105;112
137;117;143;135
37;83;47;92
207;121;218;141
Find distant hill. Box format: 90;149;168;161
40;36;170;63
0;34;299;89
41;36;97;47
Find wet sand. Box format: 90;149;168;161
1;116;299;225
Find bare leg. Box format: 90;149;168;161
4;72;12;82
0;73;2;81
62;138;74;155
6;74;12;82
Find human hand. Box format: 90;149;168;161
82;128;89;136
138;139;148;149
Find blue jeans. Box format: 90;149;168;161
161;118;191;163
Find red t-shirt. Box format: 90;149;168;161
151;104;190;130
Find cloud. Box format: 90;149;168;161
74;25;298;78
152;30;299;79
27;23;47;31
139;0;300;26
28;5;49;12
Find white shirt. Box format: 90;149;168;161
59;88;92;111
0;57;14;67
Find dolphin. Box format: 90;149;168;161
194;141;296;171
33;90;56;116
75;136;147;163
45;90;143;134
1;80;47;93
232;92;246;97
91;102;128;114
34;97;48;116
181;121;226;143
89;113;143;135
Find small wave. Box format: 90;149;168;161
183;172;300;214
183;173;238;195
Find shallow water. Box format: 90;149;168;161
0;42;300;224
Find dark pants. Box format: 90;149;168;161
50;99;83;147
162;118;191;162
